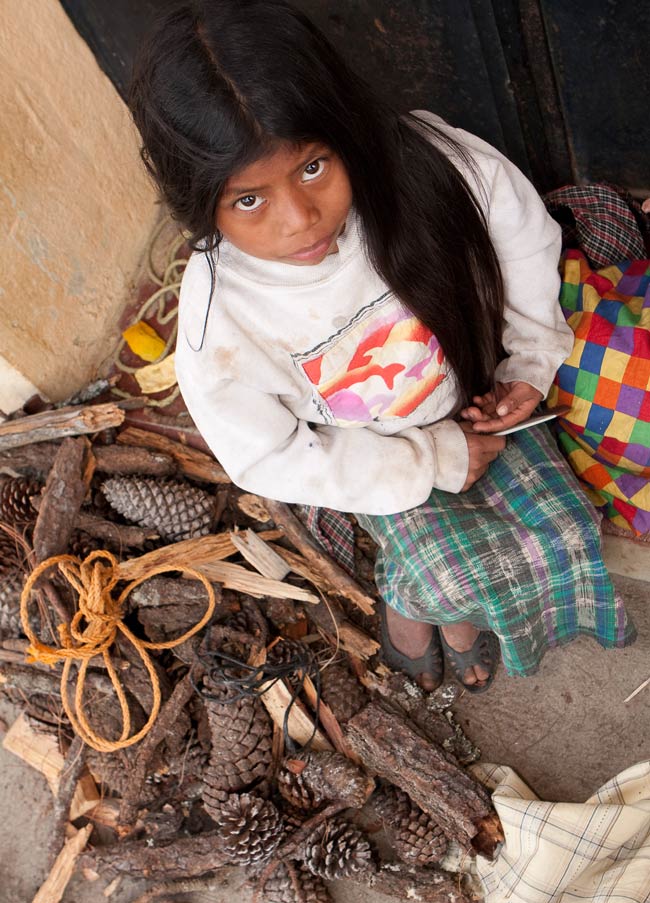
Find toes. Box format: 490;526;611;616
417;672;438;692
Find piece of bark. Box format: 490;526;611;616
79;833;232;879
92;444;177;477
117;426;229;484
0;403;125;451
263;499;376;616
345;701;500;856
32;824;93;903
118;671;197;833
349;863;473;903
0;441;60;478
32;437;92;563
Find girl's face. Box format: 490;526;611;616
216;142;353;266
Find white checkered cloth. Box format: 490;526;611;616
472;761;650;902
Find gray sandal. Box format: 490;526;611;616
439;629;500;694
377;599;444;688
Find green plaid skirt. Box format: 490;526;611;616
356;426;636;676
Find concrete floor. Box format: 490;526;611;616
0;573;648;902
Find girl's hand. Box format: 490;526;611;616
460;381;543;434
459;421;506;490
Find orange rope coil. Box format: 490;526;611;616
20;550;216;753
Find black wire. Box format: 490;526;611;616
187;247;219;353
194;643;322;752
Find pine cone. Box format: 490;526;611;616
213;793;283;865
67;530;104;561
0;477;41;527
263;862;333;903
372;783;447;866
302;817;373;880
0;569;23;639
100;476;215;541
202;683;273;817
278;750;374;811
0;530;23;578
320;661;368;724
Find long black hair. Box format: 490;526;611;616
129;0;504;403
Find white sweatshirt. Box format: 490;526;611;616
175;114;573;514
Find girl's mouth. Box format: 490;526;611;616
286;233;335;261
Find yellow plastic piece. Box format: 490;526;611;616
122;320;166;362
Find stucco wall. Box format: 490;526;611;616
0;0;159;409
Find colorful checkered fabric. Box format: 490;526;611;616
548;250;650;534
356;425;634;677
544;183;649;268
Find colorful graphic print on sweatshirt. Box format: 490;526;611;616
292;293;447;426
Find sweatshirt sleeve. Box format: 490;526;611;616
175;347;469;515
480;145;574;396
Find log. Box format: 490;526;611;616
79;833;232;879
350;863;473;903
263;499;376;615
117;426;229;484
345;701;500;856
32;437;92;563
0;403;124;451
91;444;177;477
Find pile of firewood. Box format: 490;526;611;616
0;398;502;903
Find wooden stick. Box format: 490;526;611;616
47;736;87;869
263;499;376;615
32;824;93;903
117;426;229;484
0;404;124;451
92;444;177;477
256;677;333;751
74;512;159;549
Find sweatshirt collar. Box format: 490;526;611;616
215;209;365;287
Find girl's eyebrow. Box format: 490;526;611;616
222;144;327;200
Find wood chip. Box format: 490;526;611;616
229;529;291;580
32;824;93;903
2;714;100;819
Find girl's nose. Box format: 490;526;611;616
279;188;320;236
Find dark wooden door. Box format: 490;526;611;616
59;0;649;193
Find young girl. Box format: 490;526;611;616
129;0;635;693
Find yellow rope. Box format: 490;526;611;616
20;550;216;753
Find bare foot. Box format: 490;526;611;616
384;605;438;691
439;621;490;687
